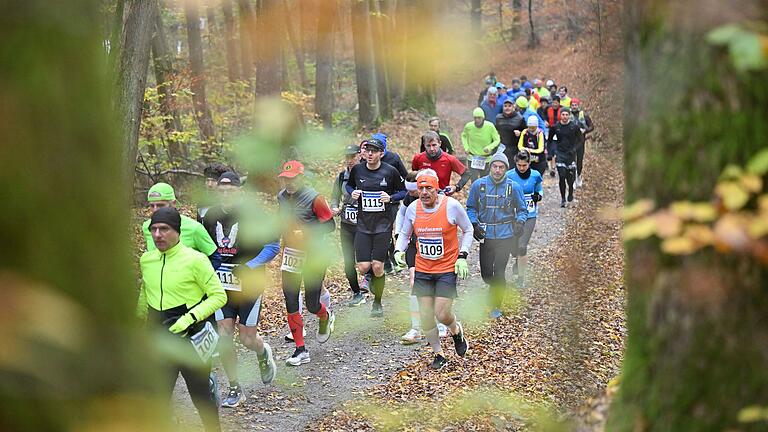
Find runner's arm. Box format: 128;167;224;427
532;131;545;155
465;182;480;224
584;113;595;135
442;133;455;154
395;202;407;234
447;199;474;253
345;167;357;195
390;170;407;202
243;241;280;269
188;257;227;321
330;173;342;209
456;170;471;192
535;174;544;196
461;124;470;153
395;204;416;251
513;183;528;223
490;124;501;150
208;251;222;270
312;196;336;233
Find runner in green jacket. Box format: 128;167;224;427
138;207;227;432
461;107;501;181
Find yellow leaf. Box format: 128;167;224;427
661;237;698;255
739;174;763;193
654;210;682;238
738;405;768;423
669;201;717;222
759;195;768;215
716;181;750;211
621;199;655;221
685;224;715;246
622;216;658;241
714;214;751;251
749;216;768;239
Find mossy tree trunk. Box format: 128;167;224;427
0;1;166;430
401;0;436;115
607;1;768;430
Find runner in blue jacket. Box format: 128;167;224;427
506;149;543;289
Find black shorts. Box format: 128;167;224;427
413;271;458;299
355;232;392;262
214;292;263;327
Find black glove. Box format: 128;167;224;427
472;223;486;241
514;221;525;237
532;192;542;203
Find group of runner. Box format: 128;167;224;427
135;73;593;430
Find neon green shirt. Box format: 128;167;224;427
143;215;216;256
137;242;226;320
461;120;501;158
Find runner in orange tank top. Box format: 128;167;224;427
394;169;474;370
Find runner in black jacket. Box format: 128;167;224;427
495;99;526;162
548;108;584;207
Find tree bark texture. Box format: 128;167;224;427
527;0;539;47
1;1;165;429
151;1;185;159
255;0;284;96
369;0;392;120
382;0;404;106
184;0;217;157
237;0;256;80
607;1;768;430
115;0;157;185
282;0;309;92
315;0;337;128
401;0;436;114
351;0;379;126
222;0;241;81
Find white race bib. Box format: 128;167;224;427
525;193;536;213
280;247;306;273
361;191;385;212
470;155;487;170
216;263;241;291
190;321;219;362
418;236;444;260
344;205;358;223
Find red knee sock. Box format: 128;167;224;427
317;303;328;321
287;312;305;347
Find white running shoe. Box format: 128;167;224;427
285;348;310;366
400;328;424;345
316;312;335;344
575;175;583;188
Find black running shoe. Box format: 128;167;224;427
430;354;448;370
560;200;567;208
452;323;469;357
567;191;574;202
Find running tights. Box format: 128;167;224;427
557;166;576;200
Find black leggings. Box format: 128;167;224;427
531;158;548;176
479;238;516;308
576;142;585;176
557;165;576;200
340;223;360;293
282;267;327;314
163;361;220;431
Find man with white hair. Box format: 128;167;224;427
480;86;502;124
394;169;474;370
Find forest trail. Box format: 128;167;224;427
172;36;625;432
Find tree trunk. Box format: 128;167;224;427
607;1;768;430
595;0;603;55
527;0;539;47
562;0;578;41
222;0;241;81
1;1;166;429
115;0;157;185
401;0;436;114
255;0;284;96
471;0;482;37
315;0;337;128
151;1;185;159
351;0;378;126
184;0;217;158
237;0;256;80
382;0;403;106
369;0;392;120
512;0;522;38
282;0;309;92
108;0;125;64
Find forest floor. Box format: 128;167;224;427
168;27;626;432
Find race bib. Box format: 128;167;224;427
552;135;558;141
280;247;306;273
525;193;536;213
343;205;358;224
470;155;487;170
418;236;444;260
216;263;241;291
361;191;385;212
190;321;219;362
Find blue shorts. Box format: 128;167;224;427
413;271;458;298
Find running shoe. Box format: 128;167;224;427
316;312;335;344
576;175;583;188
221;385;245;408
258;343;277;385
284;327;306;343
370;302;384;318
451;323;469;357
348;292;366;307
560;200;567;208
490;309;503;319
568;191;574;202
360;275;371;293
549;169;555;177
209;373;221;407
400;328;424;345
429;354;448;370
438;323;448;338
285;347;310;366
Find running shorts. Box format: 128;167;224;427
413;271;458;299
354;231;392;262
215;292;263;327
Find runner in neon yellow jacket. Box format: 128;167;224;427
461;107;501;181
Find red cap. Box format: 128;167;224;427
571;98;581;105
278;160;305;178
